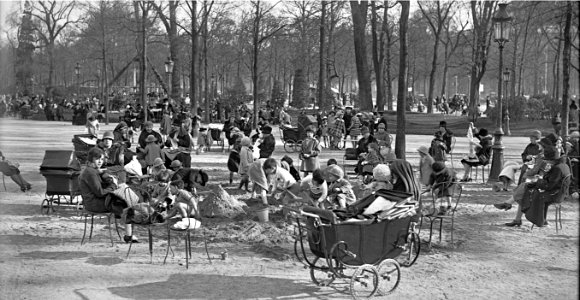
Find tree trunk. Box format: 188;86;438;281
203;1;209;122
252;2;260;128
190;0;198;116
517;4;534;96
139;3;147;124
552;30;562;103
561;1;572;137
318;1;326;109
395;0;409;159
350;1;373;111
168;2;180;99
384;1;393;111
371;2;384;111
441;41;449;97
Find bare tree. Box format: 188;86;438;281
370;1;384;111
395;0;410;159
418;0;454;113
440;10;467;97
152;0;182;99
318;1;327;109
29;0;79;93
561;1;572;137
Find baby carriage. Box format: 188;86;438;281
39;150;83;214
289;189;420;299
72;134;98;164
280;125;300;153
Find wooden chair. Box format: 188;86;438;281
419;181;463;246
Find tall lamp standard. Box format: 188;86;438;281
164;57;174;100
503;68;511;136
74;62;80;98
488;3;512;183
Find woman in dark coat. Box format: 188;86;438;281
79;147;138;243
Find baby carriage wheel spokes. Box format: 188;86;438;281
376;259;401;296
40;198;55;215
284;140;296;153
350;264;379;299
309;257;336;286
399;232;421;267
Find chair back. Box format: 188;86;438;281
450;136;457;153
555;174;572;204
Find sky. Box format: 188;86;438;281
0;1;19;45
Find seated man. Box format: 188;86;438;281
0;151;32;192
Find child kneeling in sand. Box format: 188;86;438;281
326;165;356;209
167;180;200;229
360;164;393;198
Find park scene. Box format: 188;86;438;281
0;1;579;299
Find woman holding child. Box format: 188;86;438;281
80;147;138;243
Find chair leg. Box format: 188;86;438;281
148;226;153;263
439;219;443;243
126;239;134;258
107;214;114;247
185;232;190;269
2;175;6;191
164;226;171;265
89;215;95;240
428;219;435;245
451;217;455;245
81;214;88;245
114;218;122;240
418;216;424;235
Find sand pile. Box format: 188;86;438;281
199;184;247;218
205;219;295;245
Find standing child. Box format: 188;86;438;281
417;146;435;187
319;117;329;148
427;161;457;215
299;127;321;177
325;165;356;209
429;131;448;162
142;135;162;170
238;137;254;191
86;115;100;137
159;110;172;143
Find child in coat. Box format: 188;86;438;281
427;161;457;215
326;165;356;209
238;137;254;191
299;127;322;177
429;131;447;162
142;135;162;169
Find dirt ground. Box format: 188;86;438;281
0;118;578;300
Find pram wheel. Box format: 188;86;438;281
309;257;336;286
350;264;379;299
284;140;296;153
398;232;420;267
40;198;55;215
376;259;401;296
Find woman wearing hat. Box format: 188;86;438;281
459;128;492;182
97;131;127;182
162;121;193;168
516;130;543;184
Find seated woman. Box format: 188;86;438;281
0;151;32;192
97;131;127;183
495;145;570;227
460;128;492;182
79;147;138;243
356;142;383;180
162;120;193;168
373;123;391;156
113;121;131;149
426;161;457;215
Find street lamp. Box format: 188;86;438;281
503;68;511;136
164;57;174;99
488;3;512;183
74;62;80;98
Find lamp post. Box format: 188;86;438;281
74;62;80;98
164;57;174;100
210;73;215;122
488;3;512;183
503;68;511;136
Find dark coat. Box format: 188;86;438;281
259;134;276;158
523;161;571;226
138;130;163;149
521;143;542;162
355;135;378;157
79;166;114;213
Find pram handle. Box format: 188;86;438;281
300;211;322;221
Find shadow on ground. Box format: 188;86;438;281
109;273;321;299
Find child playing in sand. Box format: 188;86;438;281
238;137;254;191
281;155;301;182
150;169;174;209
249;158;296;205
325;165;356;209
360;164;393;198
300;169;328;208
167;180;198;220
